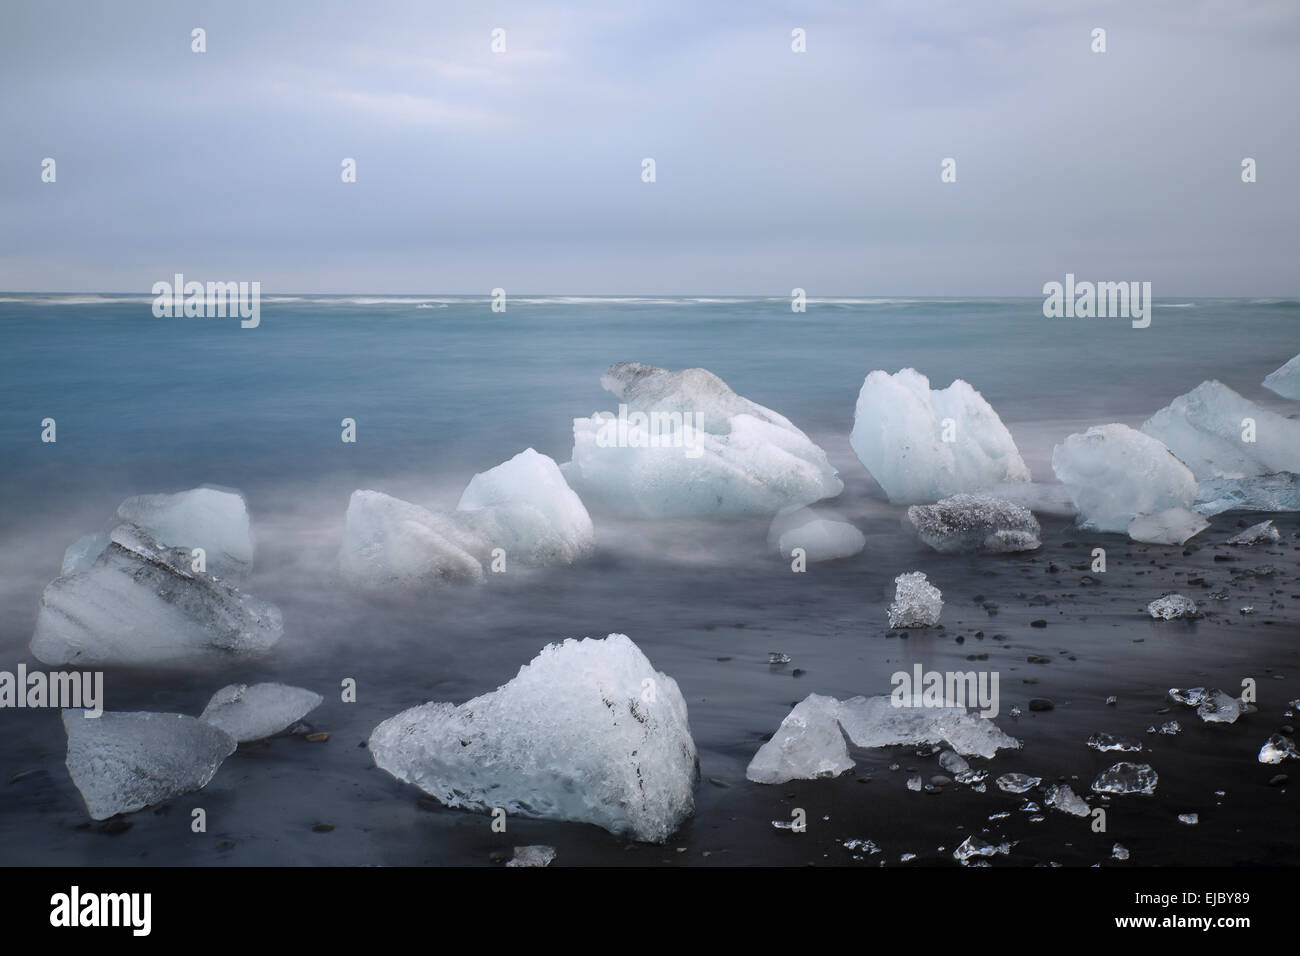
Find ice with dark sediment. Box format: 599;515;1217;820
1194;473;1300;515
906;494;1041;553
339;449;594;589
564;363;843;517
1262;352;1300;400
199;682;324;742
850;368;1030;504
1227;519;1281;545
767;507;865;562
1147;594;1197;620
369;634;698;843
1127;508;1208;545
31;524;283;667
1142;380;1300;479
888;571;943;628
62;710;237;820
1052;424;1197;533
1091;762;1158;796
61;486;254;580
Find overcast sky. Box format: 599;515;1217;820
2;0;1297;294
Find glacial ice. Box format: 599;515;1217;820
767;508;865;562
1043;783;1090;817
834;695;1020;759
62;709;237;820
1051;424;1198;533
339;449;593;589
1091;762;1158;796
1126;508;1208;545
564;363;843;517
850;368;1030;503
1147;594;1197;620
747;693;1020;783
507;845;557;867
1195;473;1300;515
199;682;324;742
888;571;943;628
745;694;854;784
62;486;253;579
1195;691;1242;724
369;634;698;843
1227;519;1281;545
32;524;283;666
1262;353;1300;400
1259;734;1298;764
995;773;1041;794
906;494;1041;553
1087;733;1142;753
1141;380;1300;479
953;835;1009;862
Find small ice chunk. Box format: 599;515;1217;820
1043;783;1090;817
62;710;236;819
952;835;1010;863
1052;424;1197;533
1178;813;1199;825
32;524;282;666
746;694;853;784
1091;762;1158;796
1147;594;1197;620
888;571;943;628
906;774;922;791
1087;733;1143;753
1160;721;1182;735
1227;520;1281;546
199;682;324;742
1262;352;1300;400
1112;844;1130;861
996;772;1041;794
506;845;556;868
939;750;970;775
850;368;1030;504
906;494;1041;553
1169;687;1210;707
1259;734;1298;764
1127;508;1209;546
768;508;865;562
61;486;254;579
369;634;698;843
1194;473;1300;516
1142;380;1300;479
565;364;843;517
1196;691;1241;724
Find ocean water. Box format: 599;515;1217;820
1;294;1297;866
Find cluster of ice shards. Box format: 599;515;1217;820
340;449;594;589
745;693;1020;785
